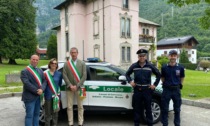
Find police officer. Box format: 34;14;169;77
161;50;185;126
126;49;161;126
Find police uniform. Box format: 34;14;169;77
161;50;185;126
125;49;161;126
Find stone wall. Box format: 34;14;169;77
5;73;21;83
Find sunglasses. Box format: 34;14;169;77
50;62;57;65
138;55;145;57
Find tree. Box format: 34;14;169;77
202;44;210;53
179;49;190;63
167;0;210;29
47;35;57;59
0;0;37;64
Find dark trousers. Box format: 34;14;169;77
132;89;153;126
161;87;181;126
44;99;59;126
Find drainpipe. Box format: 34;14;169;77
103;0;105;61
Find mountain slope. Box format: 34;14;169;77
139;0;210;53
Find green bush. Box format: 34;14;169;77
199;60;210;70
179;63;197;70
158;58;169;66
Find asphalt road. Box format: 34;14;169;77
0;97;210;126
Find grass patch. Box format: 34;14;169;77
0;59;49;85
0;87;23;94
182;70;210;99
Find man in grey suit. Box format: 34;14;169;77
20;54;47;126
63;47;87;126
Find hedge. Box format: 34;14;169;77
179;63;197;70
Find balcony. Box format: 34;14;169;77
139;34;154;43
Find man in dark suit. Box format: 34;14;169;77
20;54;47;126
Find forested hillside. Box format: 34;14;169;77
34;0;64;48
139;0;210;55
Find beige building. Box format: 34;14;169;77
54;0;160;68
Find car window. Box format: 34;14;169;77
89;66;121;81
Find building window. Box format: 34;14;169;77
192;51;194;54
94;20;99;35
121;44;131;63
65;7;68;26
93;0;99;12
142;28;145;34
66;32;69;52
94;44;100;58
120;17;131;38
122;0;129;9
146;29;149;35
142;28;149;35
164;51;167;54
93;15;99;39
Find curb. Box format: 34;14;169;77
0;93;209;109
182;98;210;109
0;92;22;99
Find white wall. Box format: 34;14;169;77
157;49;197;64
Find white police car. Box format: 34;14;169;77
40;58;173;124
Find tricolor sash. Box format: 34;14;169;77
44;70;60;112
26;65;44;104
67;59;81;83
26;65;42;87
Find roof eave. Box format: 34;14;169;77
54;0;70;10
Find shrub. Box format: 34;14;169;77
199;60;210;70
179;63;197;70
158;56;169;66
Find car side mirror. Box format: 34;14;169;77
118;75;126;81
118;75;127;85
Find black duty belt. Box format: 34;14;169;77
163;85;179;89
136;84;150;87
135;84;150;91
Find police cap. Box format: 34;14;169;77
136;49;148;55
169;50;178;55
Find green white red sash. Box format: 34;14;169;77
44;70;60;112
67;59;81;83
26;65;42;87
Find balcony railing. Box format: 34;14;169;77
139;34;154;43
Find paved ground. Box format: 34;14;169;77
1;97;210;126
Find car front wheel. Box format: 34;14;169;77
39;105;45;125
143;99;161;124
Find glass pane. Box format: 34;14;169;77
127;47;130;62
143;28;145;34
89;66;121;81
122;47;125;62
146;29;149;35
65;7;68;26
126;19;130;37
121;18;125;37
66;33;69;52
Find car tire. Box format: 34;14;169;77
143;99;161;124
39;105;45;125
